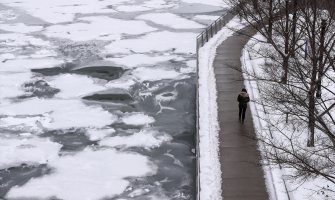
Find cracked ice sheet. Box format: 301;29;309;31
0;23;43;33
99;129;171;150
0;136;62;170
1;99;117;130
44;16;157;41
137;13;204;29
7;148;156;200
107;54;180;69
105;31;197;54
48;74;106;98
0;0;130;23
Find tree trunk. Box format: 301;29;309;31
291;0;298;57
268;0;273;41
281;56;289;83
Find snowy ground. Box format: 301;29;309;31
0;0;228;199
242;33;335;200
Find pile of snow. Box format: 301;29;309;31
99;129;171;149
136;13;204;29
198;17;245;200
7;148;156;200
0;136;62;169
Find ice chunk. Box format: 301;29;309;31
0;58;63;73
99;129;171;149
0;136;62;169
121;113;155;126
137;13;204;29
7;148;156;200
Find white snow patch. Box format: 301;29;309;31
137;13;204;29
99;129;171;149
44;16;156;41
7;148;156;200
48;74;106;98
121;113;155;126
0;136;61;169
105;31;197;54
0;23;43;33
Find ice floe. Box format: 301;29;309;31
132;67;187;82
48;74;106;98
7;148;156;200
0;58;63;72
107;54;179;69
0;9;18;22
1;33;51;47
121;113;155;126
85;128;116;141
1;99;117;130
0;72;32;99
105;31;197;54
181;0;229;8
0;136;62;170
0;23;43;33
137;13;204;29
44;16;156;41
99;129;171;149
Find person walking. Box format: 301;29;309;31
237;88;250;123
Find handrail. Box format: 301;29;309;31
195;10;235;200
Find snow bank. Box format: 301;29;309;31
198;17;246;200
7;148;156;200
0;136;61;169
136;13;204;29
99;129;171;150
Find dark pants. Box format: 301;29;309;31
239;105;247;122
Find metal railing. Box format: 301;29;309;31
195;10;235;200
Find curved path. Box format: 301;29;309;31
213;26;269;200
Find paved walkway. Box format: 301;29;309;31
213;26;269;200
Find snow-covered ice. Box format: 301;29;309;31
85;128;116;141
132;67;187;82
0;23;43;33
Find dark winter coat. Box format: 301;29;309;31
237;92;250;107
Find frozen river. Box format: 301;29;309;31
0;0;227;199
